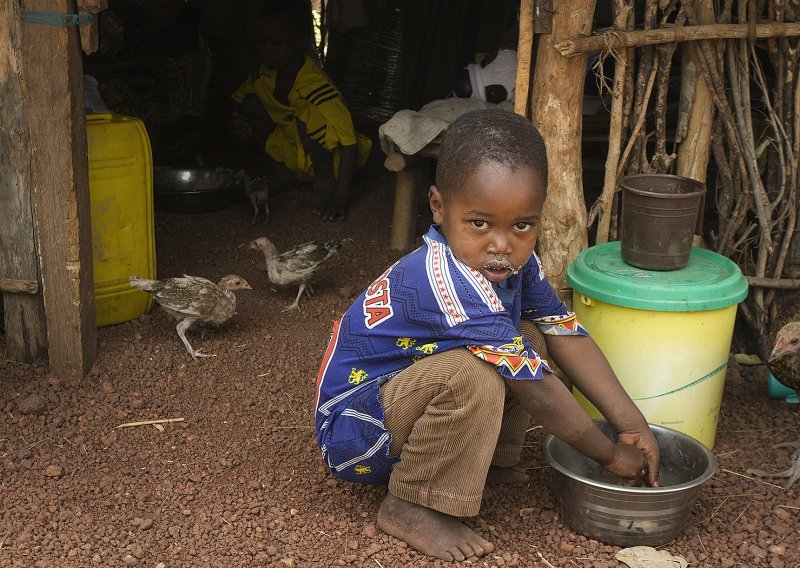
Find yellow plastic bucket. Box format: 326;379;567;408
566;242;748;449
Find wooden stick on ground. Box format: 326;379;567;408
116;417;185;429
536;551;557;568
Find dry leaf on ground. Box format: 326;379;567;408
615;546;688;568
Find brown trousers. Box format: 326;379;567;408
378;320;548;517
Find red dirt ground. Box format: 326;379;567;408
1;171;799;567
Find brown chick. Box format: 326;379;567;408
249;237;345;311
129;274;251;360
762;320;800;488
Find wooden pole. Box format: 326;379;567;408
389;167;419;251
532;0;595;296
591;0;632;244
514;0;534;117
676;0;715;224
19;0;97;378
555;21;800;56
0;1;48;362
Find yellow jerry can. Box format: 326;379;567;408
86;113;156;327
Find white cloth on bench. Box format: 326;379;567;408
379;98;514;157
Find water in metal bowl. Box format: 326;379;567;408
544;421;716;547
153;167;241;213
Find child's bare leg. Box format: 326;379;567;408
378;349;503;560
377;494;493;562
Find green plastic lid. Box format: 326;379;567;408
566;241;749;312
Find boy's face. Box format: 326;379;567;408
429;162;545;284
255;17;308;71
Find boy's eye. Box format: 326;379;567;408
514;222;533;231
470;220;487;229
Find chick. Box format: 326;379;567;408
249;237;346;311
235;169;270;225
129;274;251;360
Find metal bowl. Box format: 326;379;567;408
544;421;716;547
153;167;241;213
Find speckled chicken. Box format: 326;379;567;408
129;274;251;360
235;169;270;225
770;321;800;392
249;237;345;311
762;320;800;488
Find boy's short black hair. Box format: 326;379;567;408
435;108;548;195
257;0;314;37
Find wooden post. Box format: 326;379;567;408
531;0;595;295
676;0;715;184
0;1;48;362
389;167;419;251
19;0;97;378
387;151;435;251
514;0;534;117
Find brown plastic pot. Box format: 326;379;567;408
619;174;706;271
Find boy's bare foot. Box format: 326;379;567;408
486;464;530;486
377;493;494;561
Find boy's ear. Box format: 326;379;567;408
429;185;444;224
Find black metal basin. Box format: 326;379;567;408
153;167;241;213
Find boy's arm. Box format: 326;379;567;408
504;372;653;485
229;100;252;141
544;334;661;486
229;75;259;141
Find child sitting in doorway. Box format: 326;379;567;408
314;109;660;561
229;0;372;221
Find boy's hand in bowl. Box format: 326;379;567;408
602;442;650;486
618;428;661;487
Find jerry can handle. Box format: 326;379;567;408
86;113;113;123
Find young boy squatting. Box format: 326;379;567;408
315;109;660;561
